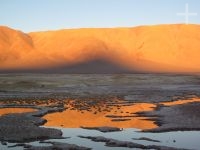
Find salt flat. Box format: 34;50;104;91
0;73;200;150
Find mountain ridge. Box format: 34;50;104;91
0;24;200;73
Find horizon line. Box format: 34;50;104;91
1;23;200;33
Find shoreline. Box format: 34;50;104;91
0;97;200;149
0;74;200;149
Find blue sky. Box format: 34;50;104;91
0;0;199;32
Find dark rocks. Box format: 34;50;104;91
132;137;160;143
0;106;65;143
80;126;122;132
78;136;145;148
8;143;27;148
78;136;186;150
111;118;131;122
139;102;200;132
24;142;91;150
1;141;7;145
105;114;135;118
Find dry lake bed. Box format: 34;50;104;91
0;74;200;150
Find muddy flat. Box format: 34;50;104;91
0;74;200;150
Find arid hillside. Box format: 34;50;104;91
0;24;200;73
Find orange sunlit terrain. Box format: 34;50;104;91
161;97;200;106
0;108;37;116
0;24;200;72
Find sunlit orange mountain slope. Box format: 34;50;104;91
0;24;200;73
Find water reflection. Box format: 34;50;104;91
161;97;200;106
0;97;199;130
44;98;157;129
0;108;37;116
50;128;200;150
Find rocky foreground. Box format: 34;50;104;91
0;97;200;150
0;74;200;149
0;104;64;142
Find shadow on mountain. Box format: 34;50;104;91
0;59;137;74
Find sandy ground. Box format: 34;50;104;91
0;74;200;102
